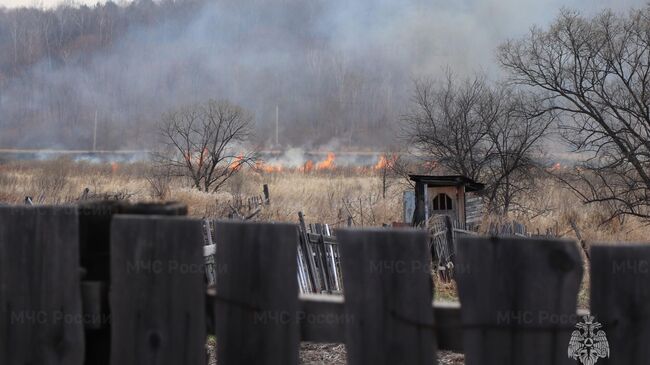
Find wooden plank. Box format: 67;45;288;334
119;202;188;215
326;242;340;291
299;294;346;343
296;248;311;294
338;228;436;365
0;206;84;365
78;201;121;281
299;212;320;292
307;232;338;245
444;215;455;255
403;190;416;224
216;290;587;353
413;182;427;225
591;244;650;364
212;289;589;352
78;201;188;365
214;221;300;365
110;216;205;365
78;201;122;365
315;234;332;293
434;301;463;352
298;296;463;352
455;237;583;365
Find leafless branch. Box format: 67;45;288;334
153;99;258;193
499;8;650;220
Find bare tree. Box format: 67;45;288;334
155;99;257;193
404;72;552;215
145;165;172;200
483;90;554;214
375;151;399;199
499;8;650;220
404;72;494;181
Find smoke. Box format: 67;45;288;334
0;0;645;150
261;148;381;170
269;148;312;169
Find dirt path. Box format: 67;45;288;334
299;343;464;364
207;340;464;364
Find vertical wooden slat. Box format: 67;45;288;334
296;246;311;294
214;221;300;365
0;206;84;365
455;237;583;365
78;201;121;365
316;234;332;293
337;228;436;365
591;244;650;364
79;201;188;365
110;215;205;365
298;212;319;292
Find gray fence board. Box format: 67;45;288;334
214;221;300;365
338;228;436;365
456;237;583;365
4;205;650;363
0;206;84;365
110;216;205;365
591;244;650;365
299;294;346;343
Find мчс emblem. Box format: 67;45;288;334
568;315;609;365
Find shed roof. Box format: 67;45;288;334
408;174;485;192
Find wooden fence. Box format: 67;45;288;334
1;204;649;365
204;212;344;294
209;211;532;293
296;212;343;294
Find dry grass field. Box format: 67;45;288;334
1;158;648;241
0;158;406;224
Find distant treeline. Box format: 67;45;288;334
0;0;202;77
0;0;405;150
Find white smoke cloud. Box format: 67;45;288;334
0;0;645;149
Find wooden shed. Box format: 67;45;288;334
409;174;485;227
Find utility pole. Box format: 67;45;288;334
275;105;279;147
93;110;98;152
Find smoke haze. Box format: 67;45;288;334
0;0;645;150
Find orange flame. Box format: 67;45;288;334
315;152;335;170
301;160;314;173
229;155;244;171
111;162;119;174
373;154;397;170
255;161;283;173
183;148;210;168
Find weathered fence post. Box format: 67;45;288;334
455;237;583;365
79;201;187;365
591;244;650;364
0;206;84;365
444;214;454;258
110;215;205;365
78;201;121;365
214;221;300;365
298;212;320;292
337;228;436;365
263;184;270;204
